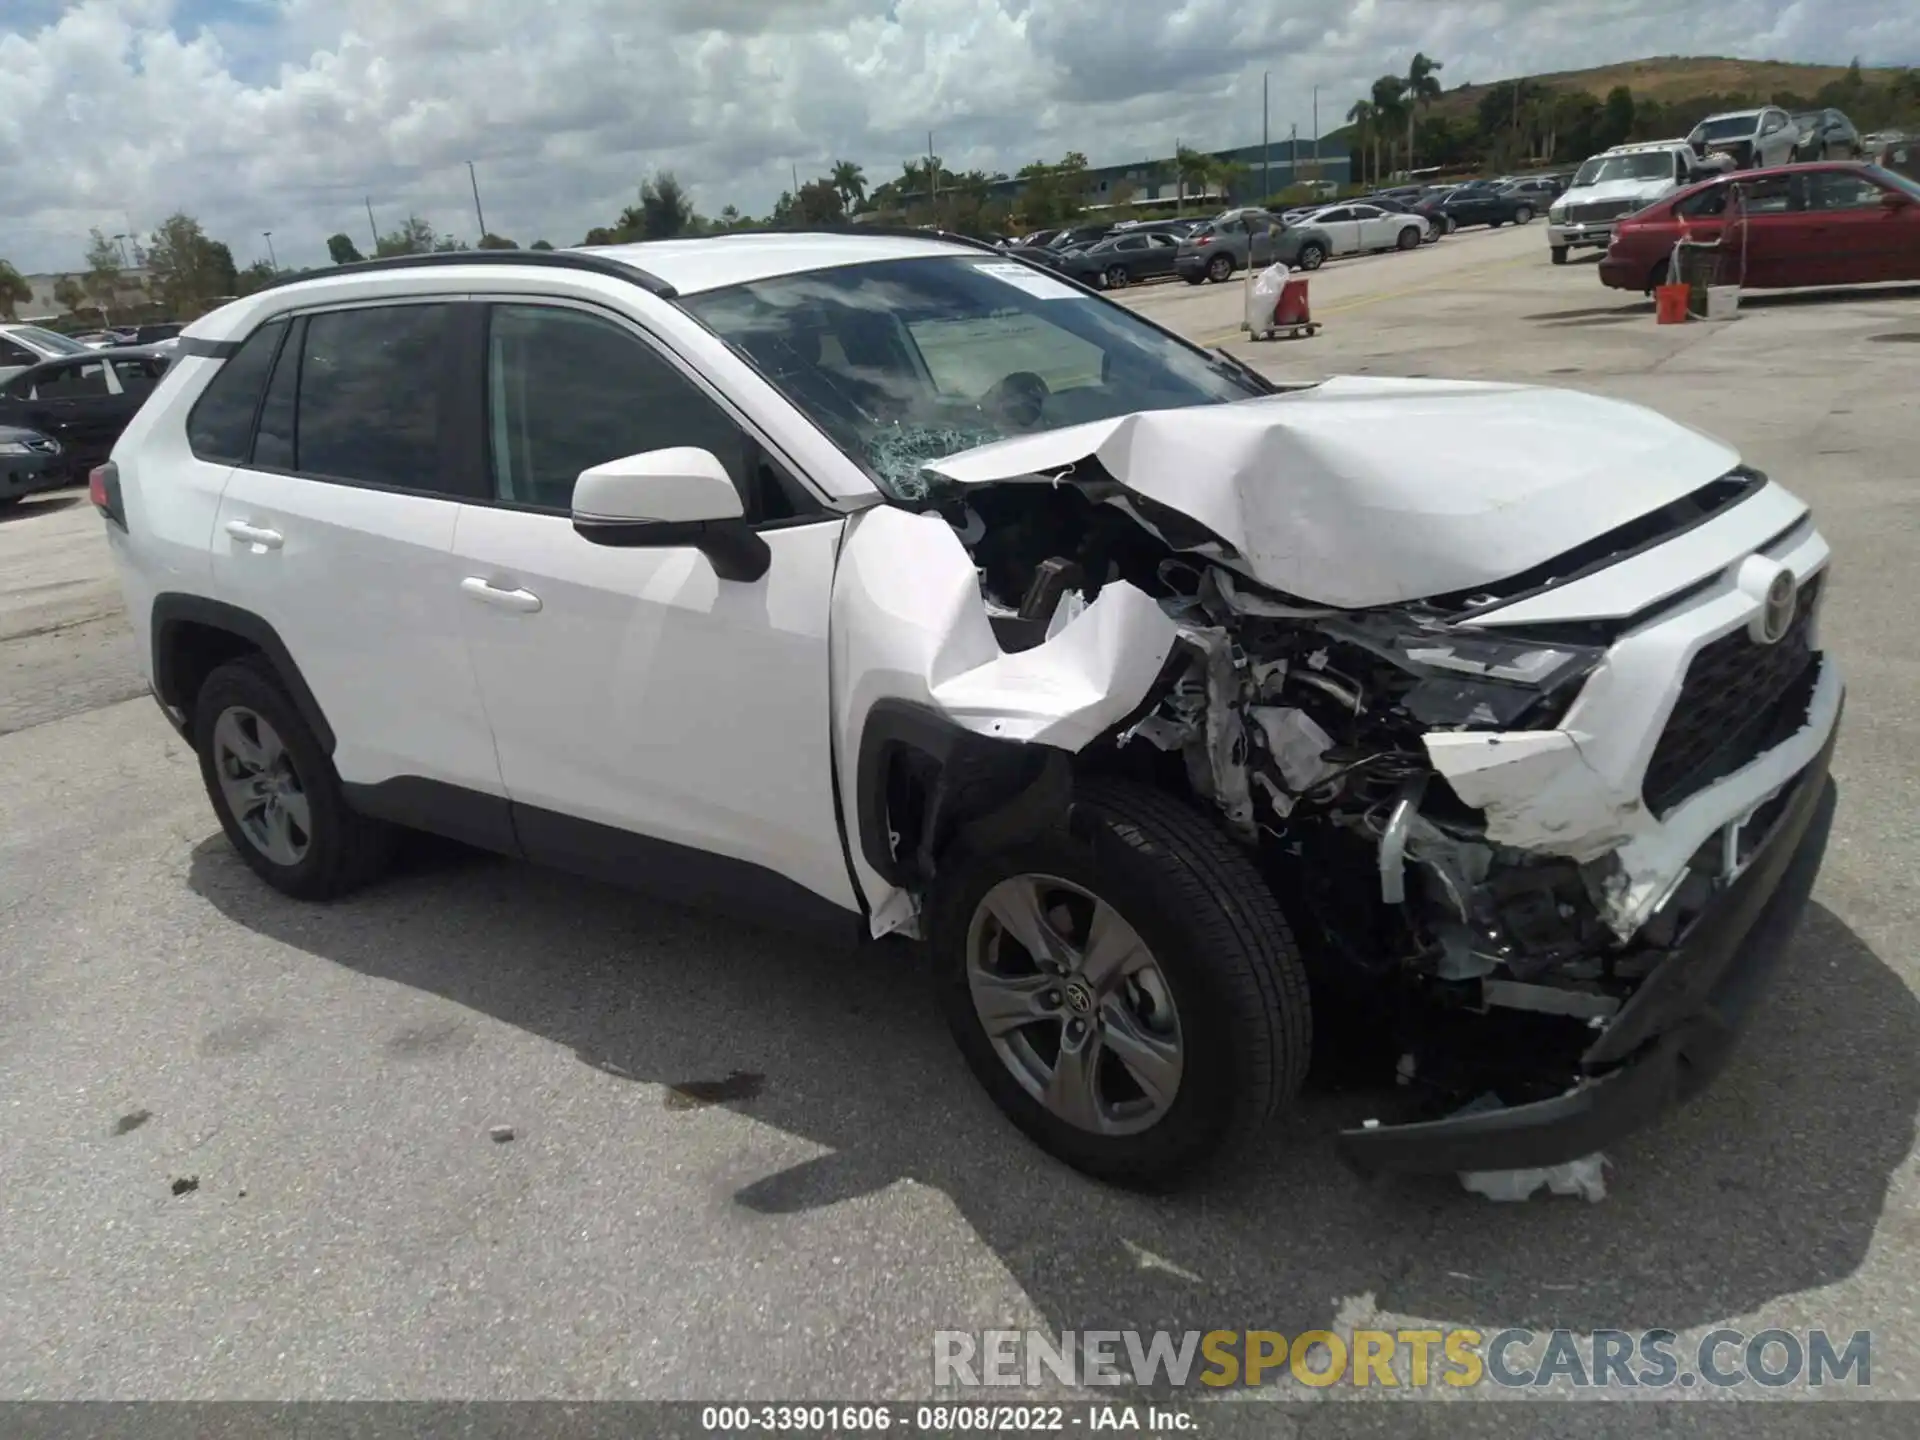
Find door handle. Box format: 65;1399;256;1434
460;576;543;613
224;519;284;550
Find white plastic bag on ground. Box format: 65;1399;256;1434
1247;262;1291;333
1460;1154;1610;1203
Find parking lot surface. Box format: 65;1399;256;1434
3;224;1919;1415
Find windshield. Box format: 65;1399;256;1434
1572;152;1678;186
1870;165;1920;201
681;255;1267;501
12;326;89;356
1693;115;1758;142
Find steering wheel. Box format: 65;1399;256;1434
981;370;1051;429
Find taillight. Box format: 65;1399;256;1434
90;462;126;529
1195;235;1212;246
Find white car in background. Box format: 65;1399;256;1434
1297;202;1429;256
0;323;94;384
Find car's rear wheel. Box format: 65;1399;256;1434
1514;205;1533;224
1206;253;1233;283
1551;245;1569;265
1396;226;1421;251
1182;272;1205;286
1104;264;1130;289
1296;242;1326;271
932;778;1311;1190
194;656;397;900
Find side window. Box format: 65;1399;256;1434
0;339;35;368
1735;176;1797;214
1676;183;1730;218
486;304;763;516
186;318;287;463
296;304;451;490
252;317;301;470
1117;236;1147;251
1804;170;1886;211
109;356;166;394
33;361;110;399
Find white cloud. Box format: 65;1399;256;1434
0;0;1913;272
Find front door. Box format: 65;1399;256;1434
1802;167;1920;283
449;301;856;916
10;357;122;470
209;301;508;828
1314;208;1360;253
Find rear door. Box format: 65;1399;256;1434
209;301;507;820
1314;207;1360;253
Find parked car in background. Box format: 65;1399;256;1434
71;331;119;349
1688;107;1801;171
1864;131;1917;181
1789;110;1860;162
1548;140;1703;264
1359;195;1449;241
1299;202;1429;254
1004;229;1064;251
1175;209;1335;281
0;322;93;383
1599;162;1920;293
0;346;171;480
1111;218;1202;239
0;424;63;509
1052;230;1183;288
1499;176;1567;212
1430;185;1540;231
134;323;184;345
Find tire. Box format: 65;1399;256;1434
1443;216;1457;235
1514;205;1533;224
931;777;1311;1190
1551;245;1569;265
1182;273;1205;286
1396;226;1421;251
1489;219;1504;228
193;655;397;900
1296;242;1326;271
1206;253;1233;283
1104;264;1130;289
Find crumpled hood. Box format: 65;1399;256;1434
923;376;1743;609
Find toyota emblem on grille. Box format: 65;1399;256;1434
1757;571;1797;645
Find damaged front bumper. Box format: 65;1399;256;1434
1337;709;1839;1176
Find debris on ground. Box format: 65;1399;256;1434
170;1176;199;1196
113;1109;153;1136
1460;1154;1609;1203
665;1072;766;1110
489;1125;515;1143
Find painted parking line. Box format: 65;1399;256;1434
1189;250;1546;349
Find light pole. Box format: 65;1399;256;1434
365;197;379;253
263;231;277;272
1261;72;1270;204
112;232;133;268
1313;85;1320;166
467;160;488;241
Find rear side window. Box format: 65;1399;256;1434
186;318;287;463
34;361;111;399
295;304;450;490
109;356;168;394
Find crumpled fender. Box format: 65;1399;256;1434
830;506;1178;929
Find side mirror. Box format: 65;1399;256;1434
571;446;771;583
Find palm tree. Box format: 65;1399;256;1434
830;160;867;213
1345;100;1376;187
1371;74;1408;181
1403;53;1443;171
1174;144;1215;212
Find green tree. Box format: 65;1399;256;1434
1599;84;1636;150
84;228;123;316
1402;53;1444;170
636;171;694;239
1173;144;1215;211
477;233;518;249
235;259;278;296
789;179;845;226
145;213;238;313
1344;100;1376;188
1370;74;1408;178
529;238;555;250
326;233;364;265
0;259;30;320
375;215;440;256
52;274;87;315
830;159;868;212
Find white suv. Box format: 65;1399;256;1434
97;236;1842;1189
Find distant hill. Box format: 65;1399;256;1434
1430;55;1894;115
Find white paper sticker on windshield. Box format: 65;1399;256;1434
972;262;1086;300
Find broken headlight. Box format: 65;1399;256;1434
1385;629;1604;729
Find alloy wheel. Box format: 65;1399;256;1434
212;705;311;866
966;874;1184;1136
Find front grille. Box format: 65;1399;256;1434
1565;198;1639;225
1642;573;1823;816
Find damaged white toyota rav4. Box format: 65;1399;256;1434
97;233;1841;1189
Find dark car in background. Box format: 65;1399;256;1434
1498;175;1568;211
0;424;63;510
1361;193;1450;240
1431;185;1542;229
1050;230;1183;288
1793;109;1863;161
0;346;171;481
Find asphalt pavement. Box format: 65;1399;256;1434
3;223;1918;1425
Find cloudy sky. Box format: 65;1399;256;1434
1;0;1915;274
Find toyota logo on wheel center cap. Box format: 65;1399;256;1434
1064;979;1095;1014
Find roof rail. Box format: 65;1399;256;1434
256;247;678;299
751;223;1006;255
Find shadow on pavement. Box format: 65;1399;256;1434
190;834;1918;1344
0;494;80;523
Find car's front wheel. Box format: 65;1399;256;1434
1396;226;1422;251
193;656;397;900
1104;264;1130;289
1514;205;1533;224
1206;253;1233;283
1295;241;1326;271
932;778;1311;1190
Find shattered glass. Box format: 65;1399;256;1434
866;424;1005;500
